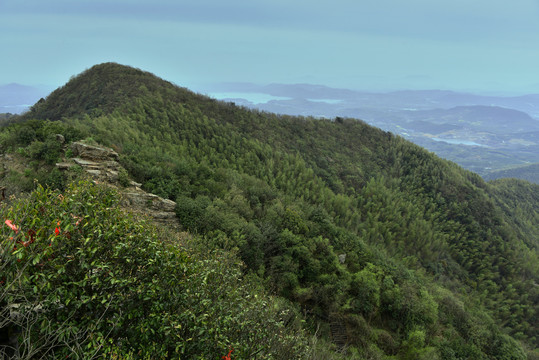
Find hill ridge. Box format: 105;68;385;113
57;140;180;227
3;62;537;358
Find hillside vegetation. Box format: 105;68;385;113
1;181;319;359
2;63;538;359
485;163;539;185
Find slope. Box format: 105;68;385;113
0;180;318;359
485;163;539;184
7;63;538;358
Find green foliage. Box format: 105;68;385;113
400;328;437;360
117;168;130;187
349;263;382;317
175;195;211;233
1;118;84;151
3;62;535;358
0;181;314;359
26;135;63;164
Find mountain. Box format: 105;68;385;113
400;105;539;133
0;83;51;114
3;63;538;359
484;163;539;184
209;83;539;116
208;83;539;178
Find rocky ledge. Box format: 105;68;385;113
57;141;179;227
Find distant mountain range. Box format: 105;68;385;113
3;63;536;358
0;83;52;114
3;80;539;182
207;82;539;116
206;83;539;180
484;163;539;184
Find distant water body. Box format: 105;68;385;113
209;92;291;104
432;137;487;147
1;105;31;114
307;99;343;104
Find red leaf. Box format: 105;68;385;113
5;220;19;233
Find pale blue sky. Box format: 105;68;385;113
1;0;539;94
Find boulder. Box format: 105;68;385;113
86;169;102;177
56;162;75;170
58;141;179;228
122;192;177;212
73;158;99;167
121;191;179;227
148;211;178;220
71;142;119;161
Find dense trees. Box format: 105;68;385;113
1;182;318;359
1;63;537;358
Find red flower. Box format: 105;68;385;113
222;348;234;360
5;220;19;233
54;220;61;236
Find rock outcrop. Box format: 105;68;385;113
71;141;119;161
57;141;179;227
121;192;178;224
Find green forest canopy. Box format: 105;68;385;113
1;63;537;359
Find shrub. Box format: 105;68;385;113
0;180;312;359
117;168;130;187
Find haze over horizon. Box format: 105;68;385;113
1;0;539;95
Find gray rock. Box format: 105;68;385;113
149;211;178;220
106;170;119;182
122;192;177;212
73;157;99;166
86;169;102;176
71;142;119;161
56;162;75;170
103;161;121;170
60;141;179;228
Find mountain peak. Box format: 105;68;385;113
23;63;184;120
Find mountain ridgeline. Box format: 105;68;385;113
485;163;539;184
4;63;538;359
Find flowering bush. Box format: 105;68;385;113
222;347;234;360
1;180;313;359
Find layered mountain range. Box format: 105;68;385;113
208;83;539;179
1;63;537;359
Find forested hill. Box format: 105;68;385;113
484;163;539;185
8;63;539;359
